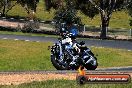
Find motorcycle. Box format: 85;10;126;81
50;23;98;70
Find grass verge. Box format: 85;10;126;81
0;39;131;71
91;47;132;68
0;39;54;71
0;80;132;88
0;31;59;37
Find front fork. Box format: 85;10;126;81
58;43;64;64
65;49;79;66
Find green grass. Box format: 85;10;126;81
91;47;132;68
0;39;55;71
0;39;131;71
6;1;55;21
1;1;131;29
0;80;132;88
78;11;131;29
0;31;59;37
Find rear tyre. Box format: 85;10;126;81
85;63;98;70
70;64;80;70
85;57;98;70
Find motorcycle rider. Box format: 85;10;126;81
59;21;81;66
60;21;79;50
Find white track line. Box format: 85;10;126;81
128;50;131;52
97;66;132;70
20;19;25;21
96;46;104;48
10;18;14;20
14;39;19;41
41;21;45;23
2;17;6;19
3;38;7;39
25;40;30;42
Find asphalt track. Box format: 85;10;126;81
0;34;132;50
0;34;131;71
0;66;132;74
96;66;132;71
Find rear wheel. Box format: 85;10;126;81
70;64;80;70
85;57;98;70
85;63;98;70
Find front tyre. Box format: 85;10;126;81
51;55;66;70
51;46;70;70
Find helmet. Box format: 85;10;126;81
69;26;78;37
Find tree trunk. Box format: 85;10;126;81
2;5;6;16
100;16;109;39
2;0;8;16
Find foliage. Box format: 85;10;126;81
73;0;99;18
77;0;125;38
127;0;132;26
0;0;40;16
44;0;62;11
17;0;39;12
22;21;40;33
0;0;18;15
53;0;83;32
53;6;81;24
47;0;126;38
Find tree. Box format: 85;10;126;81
44;0;63;11
127;0;132;26
17;0;39;13
45;0;125;38
0;0;18;16
16;0;39;20
75;0;125;38
53;0;83;32
0;0;39;19
0;0;8;16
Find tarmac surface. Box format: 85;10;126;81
0;34;131;50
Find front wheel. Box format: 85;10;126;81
51;55;70;70
51;45;70;70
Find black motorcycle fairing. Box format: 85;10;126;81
51;31;98;70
